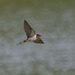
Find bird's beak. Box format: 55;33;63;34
40;35;42;37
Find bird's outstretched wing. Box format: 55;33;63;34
24;20;36;38
33;38;44;44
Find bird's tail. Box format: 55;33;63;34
16;40;26;46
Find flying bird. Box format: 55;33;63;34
17;20;44;45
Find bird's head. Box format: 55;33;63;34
36;34;42;38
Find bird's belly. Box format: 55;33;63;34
28;35;37;41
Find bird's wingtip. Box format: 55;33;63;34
24;20;27;22
24;20;26;22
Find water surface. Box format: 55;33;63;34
0;0;75;75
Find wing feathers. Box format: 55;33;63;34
24;20;35;38
33;38;44;44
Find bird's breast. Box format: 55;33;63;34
28;35;37;41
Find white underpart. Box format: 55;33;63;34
28;35;37;41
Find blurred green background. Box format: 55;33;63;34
0;0;75;75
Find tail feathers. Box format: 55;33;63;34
17;40;26;46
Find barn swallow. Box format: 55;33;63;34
17;20;44;45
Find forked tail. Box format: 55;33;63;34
16;40;26;46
